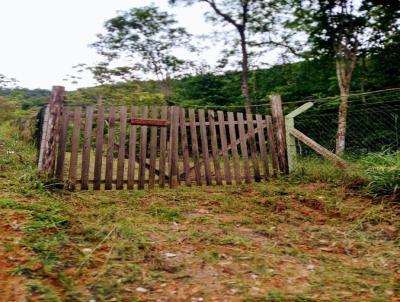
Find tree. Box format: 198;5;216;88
92;5;193;98
289;0;400;154
170;0;282;114
0;74;18;89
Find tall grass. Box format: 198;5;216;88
360;151;400;197
289;156;362;185
291;152;399;199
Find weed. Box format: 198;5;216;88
147;206;182;222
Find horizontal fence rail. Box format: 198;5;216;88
42;104;286;190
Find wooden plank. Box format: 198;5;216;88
198;109;212;185
55;107;69;180
127;106;138;190
138;106;148;189
130;117;168;126
38;106;50;171
256;114;269;180
116;106;127;190
208;110;222;185
68;107;81;190
237;112;251;183
158;106;168;187
246;113;261;182
81;106;94;190
189;109;202;186
40;86;65;175
227;112;241;184
105;107;116;190
286;102;314;118
148;106;158;188
168;106;180;188
93;106;105;190
180;108;191;186
217;111;232;185
270;95;288;174
289;128;348;168
266;115;279;176
180;116;270;180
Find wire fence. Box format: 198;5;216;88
294;90;400;156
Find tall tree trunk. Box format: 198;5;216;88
335;56;355;155
240;31;252;115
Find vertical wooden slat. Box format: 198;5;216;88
105;107;116;190
138;106;148;190
246;113;261;182
38;106;50;171
116;106;127;190
208;110;222;185
189;109;202;186
217;111;232;185
256;114;270;180
227;112;241;184
270;95;288;174
93;106;104;190
81;106;94;190
68;107;81;190
158;106;168;187
180;108;191;186
148;106;158;188
55;107;69;180
168;106;179;188
266;115;279;176
127;106;138;190
237;112;251;183
40;86;65;175
198;109;212;185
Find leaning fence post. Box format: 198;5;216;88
269;95;289;174
285;102;314;172
38;86;65;176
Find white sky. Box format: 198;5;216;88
0;0;278;90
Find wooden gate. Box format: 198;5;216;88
38;87;288;190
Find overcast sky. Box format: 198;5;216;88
0;0;278;90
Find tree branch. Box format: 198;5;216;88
249;40;308;59
202;0;242;31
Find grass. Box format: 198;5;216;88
360;152;400;197
290;154;399;200
1;122;400;301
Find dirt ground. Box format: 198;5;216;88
1;181;400;302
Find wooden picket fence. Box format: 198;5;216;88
38;87;288;190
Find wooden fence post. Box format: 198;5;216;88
269;95;288;174
285;102;314;172
38;86;65;176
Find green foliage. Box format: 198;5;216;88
0;96;16;121
288;0;400;58
66;81;166;107
0;88;49;110
92;5;193;96
360;152;400;197
172;47;400;112
0;123;48;196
